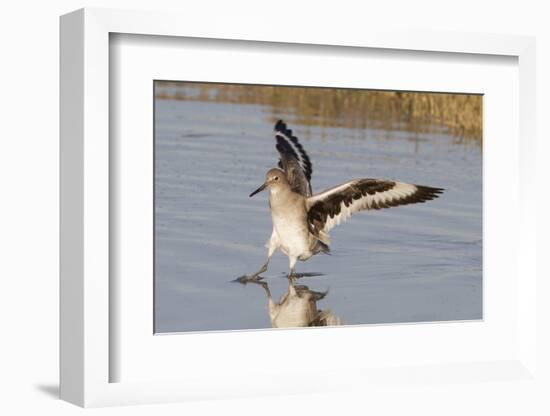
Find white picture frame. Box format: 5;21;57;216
60;7;537;408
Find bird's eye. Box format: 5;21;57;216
274;176;279;181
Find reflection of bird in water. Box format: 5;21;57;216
244;279;342;328
242;120;444;282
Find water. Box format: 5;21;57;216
154;99;482;333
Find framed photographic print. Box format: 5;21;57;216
60;8;538;408
153;81;478;333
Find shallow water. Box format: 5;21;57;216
154;99;482;333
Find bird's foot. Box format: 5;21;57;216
281;271;324;279
233;273;264;285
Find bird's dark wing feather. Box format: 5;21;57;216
306;179;444;241
274;120;313;196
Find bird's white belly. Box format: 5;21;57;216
272;213;311;258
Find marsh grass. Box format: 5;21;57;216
155;82;482;142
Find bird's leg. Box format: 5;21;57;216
288;268;296;284
243;278;272;299
249;240;277;279
287;256;298;283
287;278;297;296
253;259;269;278
236;251;273;283
237;260;268;283
258;280;271;298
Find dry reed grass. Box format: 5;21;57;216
155;82;482;142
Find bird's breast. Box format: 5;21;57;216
269;194;311;255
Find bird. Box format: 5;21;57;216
241;279;342;328
242;120;444;282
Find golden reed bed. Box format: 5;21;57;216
155;82;482;143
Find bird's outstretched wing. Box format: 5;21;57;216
306;179;444;241
274;120;313;197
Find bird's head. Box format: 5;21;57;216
249;168;287;197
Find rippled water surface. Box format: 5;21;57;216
154;97;482;333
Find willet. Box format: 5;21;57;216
243;120;444;281
242;279;342;328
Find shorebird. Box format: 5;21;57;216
243;120;444;281
242;279;342;328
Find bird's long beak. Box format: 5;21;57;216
249;182;267;197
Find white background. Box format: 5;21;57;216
1;1;548;415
